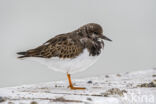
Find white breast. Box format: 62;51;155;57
25;49;102;74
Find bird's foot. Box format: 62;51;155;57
69;86;86;90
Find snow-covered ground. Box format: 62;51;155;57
0;68;156;104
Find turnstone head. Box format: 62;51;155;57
17;23;112;90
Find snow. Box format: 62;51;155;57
0;68;156;104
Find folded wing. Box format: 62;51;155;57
17;35;84;59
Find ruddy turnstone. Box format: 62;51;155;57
17;23;112;90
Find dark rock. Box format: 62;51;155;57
105;75;109;78
116;74;121;77
0;97;5;103
87;97;92;101
87;80;92;84
137;80;156;87
53;97;82;103
101;88;127;97
30;101;38;104
8;102;14;104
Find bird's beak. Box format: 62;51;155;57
100;35;112;41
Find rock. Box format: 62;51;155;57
137;80;156;87
53;97;82;103
0;97;5;103
30;101;38;104
116;74;121;77
101;88;127;97
87;80;92;84
86;97;92;101
105;75;109;78
8;102;15;104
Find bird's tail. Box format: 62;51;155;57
17;48;41;58
17;51;29;58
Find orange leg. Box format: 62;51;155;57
67;73;85;90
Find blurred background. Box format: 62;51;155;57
0;0;156;88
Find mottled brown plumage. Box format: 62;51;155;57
17;23;112;59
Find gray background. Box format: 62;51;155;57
0;0;156;88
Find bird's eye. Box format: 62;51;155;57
94;32;98;34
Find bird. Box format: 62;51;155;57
17;23;112;90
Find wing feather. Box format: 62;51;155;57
17;35;84;59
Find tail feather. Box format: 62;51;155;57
17;52;27;55
17;49;40;58
17;51;28;58
17;45;45;58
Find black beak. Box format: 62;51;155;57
100;35;112;41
